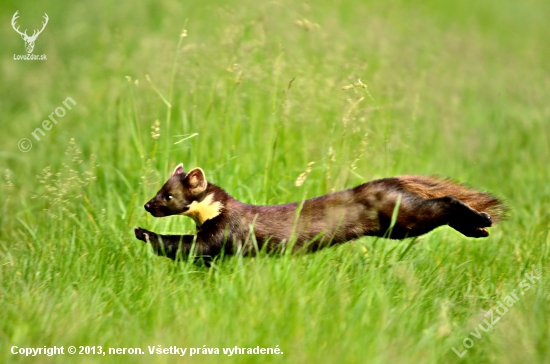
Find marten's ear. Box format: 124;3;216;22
171;163;185;177
184;167;207;195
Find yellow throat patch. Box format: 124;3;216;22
181;193;223;226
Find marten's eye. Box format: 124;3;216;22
166;195;173;201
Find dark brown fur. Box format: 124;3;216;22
135;165;507;261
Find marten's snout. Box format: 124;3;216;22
143;200;167;217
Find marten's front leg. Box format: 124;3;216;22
134;226;219;260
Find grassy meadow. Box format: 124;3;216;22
1;0;549;363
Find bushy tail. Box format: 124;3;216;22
400;175;509;222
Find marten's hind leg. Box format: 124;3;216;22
386;196;492;238
422;196;492;238
445;197;493;238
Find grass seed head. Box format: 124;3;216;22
151;120;161;139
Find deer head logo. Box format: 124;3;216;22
11;11;49;54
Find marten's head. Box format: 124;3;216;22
143;164;223;225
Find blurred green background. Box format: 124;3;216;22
1;0;549;363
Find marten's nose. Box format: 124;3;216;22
144;203;151;212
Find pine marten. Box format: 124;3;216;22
134;163;507;260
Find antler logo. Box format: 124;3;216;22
11;11;49;54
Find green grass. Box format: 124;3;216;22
1;0;549;363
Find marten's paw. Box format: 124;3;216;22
134;226;154;242
471;227;489;238
478;212;492;227
458;226;490;238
